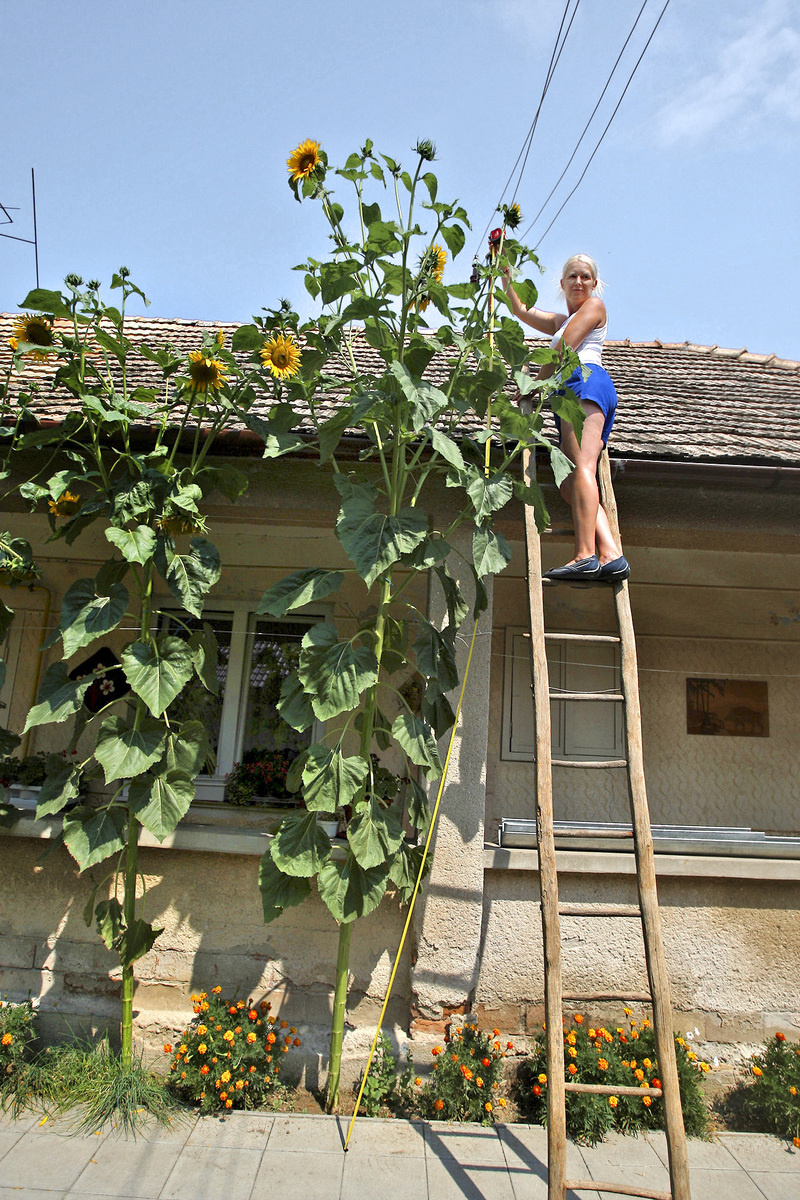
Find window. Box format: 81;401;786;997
159;605;323;801
501;627;624;762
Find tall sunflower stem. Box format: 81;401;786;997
326;920;354;1112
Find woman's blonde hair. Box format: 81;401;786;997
560;253;605;298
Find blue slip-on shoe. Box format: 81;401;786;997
598;555;630;581
543;555;602;582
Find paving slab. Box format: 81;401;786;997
681;1168;769;1199
497;1124;592;1199
577;1130;671;1197
647;1129;741;1171
0;1190;67;1200
251;1149;344;1200
159;1144;263;1200
341;1150;429;1200
425;1153;517;1200
343;1116;426;1156
749;1172;800;1200
186;1111;274;1148
0;1130;96;1191
266;1113;346;1154
424;1123;508;1164
69;1139;181;1197
718;1132;800;1173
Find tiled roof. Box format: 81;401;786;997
2;314;798;466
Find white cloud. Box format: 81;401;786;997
656;1;800;144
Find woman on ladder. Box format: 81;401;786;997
503;253;630;582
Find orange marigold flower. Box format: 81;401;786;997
293;1038;301;1047
200;1002;209;1011
484;1102;493;1112
212;986;222;994
568;1047;577;1058
752;1066;763;1076
249;1010;258;1020
643;1058;652;1069
434;1098;444;1111
163;1044;173;1054
507;1041;514;1050
538;1074;547;1084
200;1065;209;1075
566;1033;577;1046
2;1034;14;1046
235;1080;244;1090
643;1096;652;1107
247;1032;257;1044
179;1045;187;1054
619;1034;628;1043
219;1090;227;1099
609;1096;619;1108
267;1032;276;1044
790;1086;797;1096
198;1043;207;1054
794;1136;800;1148
568;1063;578;1075
482;1057;491;1067
225;1099;233;1108
635;1069;645;1081
431;1046;442;1056
229;1006;237;1015
492;1028;500;1036
180;1071;187;1079
598;1059;608;1071
574;1014;584;1024
249;1066;256;1073
588;1028;597;1039
651;1079;661;1089
776;1031;787;1042
238;1001;246;1010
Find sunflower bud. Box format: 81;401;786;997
118;266;131;279
414;139;437;162
502;202;523;230
87;280;101;292
64;274;83;289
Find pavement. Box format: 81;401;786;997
1;1108;799;1200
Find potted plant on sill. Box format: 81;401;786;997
224;747;301;808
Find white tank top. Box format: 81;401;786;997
550;314;607;367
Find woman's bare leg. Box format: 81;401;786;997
558;402;621;564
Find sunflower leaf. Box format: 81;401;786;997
257;568;345;618
336;483;427;588
297;622;378;721
24;663;93;731
270;810;332;878
259;851;312;923
121;636;194;717
392;712;443;778
317;854;388;924
472;525;512;579
94;714;167;783
300;744;369;813
63;805;127;872
346;796;404;870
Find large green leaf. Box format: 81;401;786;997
336;484;427;588
472;525;512;578
317;854;388;924
298;623;378;721
388;840;429;902
466;470;514;523
301;745;368;813
422;680;456;740
270;810;332;878
94;898;123;950
35;756;82;818
432;563;469;630
392;712;443;778
63;806;127;871
514;478;550;534
94;714;167;783
549;445;577;488
188;626;219;694
413;620;459;690
406;776;432;833
58;577;129;658
277;672;316;731
257;568;344;618
429;427;465;471
105;524;156;566
163;721;212;777
122;636;194;717
347;797;404;869
388;362;449;433
128;768;195;840
117;918;163;967
155;538;221;618
24;663;93;730
259;850;312;923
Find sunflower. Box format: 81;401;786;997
260;333;301;380
12;314;54;359
503;202;523;230
157;513;203;537
286;139;321;182
187;350;227;393
47;490;80;518
428;244;447;283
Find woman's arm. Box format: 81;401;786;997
502;268;566;336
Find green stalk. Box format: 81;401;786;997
119;809;138;1068
326;920;353;1110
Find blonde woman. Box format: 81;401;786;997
503;254;629;582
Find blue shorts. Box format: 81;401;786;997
552;364;618;445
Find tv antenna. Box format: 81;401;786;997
1;168;40;288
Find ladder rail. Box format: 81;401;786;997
523;448;691;1200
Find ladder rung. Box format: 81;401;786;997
554;828;634;839
542;527;575;536
565;1083;663;1098
544;632;621;643
558;905;641;918
562;991;651;1002
565;1181;671;1200
551;758;628;768
548;690;624;702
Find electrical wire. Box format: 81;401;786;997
526;0;672;249
475;0;581;254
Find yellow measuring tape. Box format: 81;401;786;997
344;233;504;1150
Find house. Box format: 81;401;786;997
1;314;798;1071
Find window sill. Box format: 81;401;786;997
483;843;800;882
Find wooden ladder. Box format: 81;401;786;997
522;446;692;1200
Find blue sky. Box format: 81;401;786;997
2;0;799;359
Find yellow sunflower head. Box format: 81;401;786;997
260;334;301;381
47;490;80;518
419;244;446;285
503;202;523;230
287;139;321;182
187;350;227;393
12;314;54;359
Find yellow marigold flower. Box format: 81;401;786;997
568;1047;577;1058
1;1033;13;1045
623;1007;632;1016
635;1068;645;1081
187;350;227;393
700;1062;710;1072
197;1025;207;1036
235;1079;244;1090
48;490;80;518
643;1058;652;1069
608;1096;618;1108
630;1060;637;1069
247;1032;257;1044
566;1033;577;1046
12;314;54;359
588;1029;596;1039
212;986;222;994
677;1037;685;1046
790;1086;797;1096
287;138;321;181
604;1032;613;1043
198;1043;207;1054
643;1096;652;1107
223;1030;235;1042
431;1046;442;1056
631;1031;639;1040
163;1044;172;1054
179;1045;187;1054
200;1001;209;1011
8;337;18;350
499;1097;507;1107
225;1098;233;1108
752;1066;763;1076
476;1077;483;1088
221;1070;231;1083
538;1074;547;1084
414;1077;421;1087
642;1019;651;1028
598;1059;608;1071
687;1051;697;1062
260;333;301;381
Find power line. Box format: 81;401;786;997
528;0;672;249
475;0;581;254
